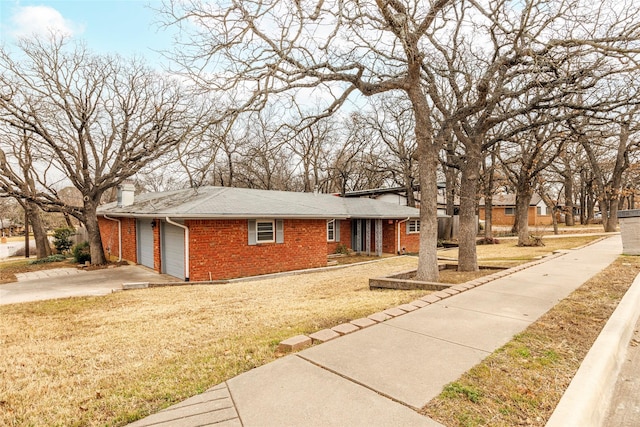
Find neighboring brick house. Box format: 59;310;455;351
0;219;24;237
97;185;422;281
479;194;553;226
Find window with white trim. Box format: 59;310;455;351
256;220;275;243
408;219;420;234
327;220;335;242
505;207;515;215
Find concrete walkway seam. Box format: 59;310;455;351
293;353;422;411
276;250;571;353
546;270;640;427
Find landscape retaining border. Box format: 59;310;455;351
369;264;507;290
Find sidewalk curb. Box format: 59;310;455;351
546;269;640;427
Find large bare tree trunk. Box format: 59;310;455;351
564;176;575;226
483;150;496;240
417;149;440;281
83;201;107;265
458;144;481;272
405;179;416;207
444;161;457;240
413;95;440;282
516;189;534;246
25;201;51;258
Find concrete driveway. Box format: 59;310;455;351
0;265;176;305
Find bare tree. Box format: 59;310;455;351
365;96;419;206
573;106;640;231
500;119;566;245
159;0;640;278
158;0;474;280
0;36;201;264
326;113;384;195
0;127;51;257
286;115;335;193
425;0;640;268
235;111;294;190
536;172;562;235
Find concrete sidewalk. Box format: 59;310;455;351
128;236;622;427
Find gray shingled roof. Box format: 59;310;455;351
98;186;422;219
478;193;543;207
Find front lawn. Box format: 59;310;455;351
0;234;605;426
0;256;424;426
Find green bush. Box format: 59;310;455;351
29;254;67;264
52;227;75;253
72;241;91;264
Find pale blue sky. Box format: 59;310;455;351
0;0;174;65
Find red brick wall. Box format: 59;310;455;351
121;218;137;262
98;217;137;262
153;221;162;272
479;207;553;226
187;218;328;281
382;220;396;253
100;216;422;280
535;213;553;226
327;220;352;254
399;221;420;253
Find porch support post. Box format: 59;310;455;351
365;219;371;255
375;219;382;256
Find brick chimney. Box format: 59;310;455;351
117;182;135;207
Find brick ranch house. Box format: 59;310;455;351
97;185;424;281
479;194;553;227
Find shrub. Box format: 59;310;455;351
13;246;36;257
476;237;500;245
29;254;67;264
335;243;349;255
53;227;75;253
72;241;91;264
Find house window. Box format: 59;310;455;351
537;206;542;215
327;220;335;242
256;220;275;243
505;207;515;216
408;219;420;234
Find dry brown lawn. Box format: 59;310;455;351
0;234;608;426
0;256;424;426
439;235;602;268
422;255;640;427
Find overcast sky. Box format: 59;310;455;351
0;0;173;65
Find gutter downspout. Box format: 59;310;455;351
165;217;190;282
397;217;410;255
102;215;122;262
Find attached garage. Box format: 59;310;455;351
136;219;154;269
161;221;185;280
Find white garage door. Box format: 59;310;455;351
137;219;154;269
161;221;185;280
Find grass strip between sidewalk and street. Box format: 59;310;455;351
421;255;640;427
